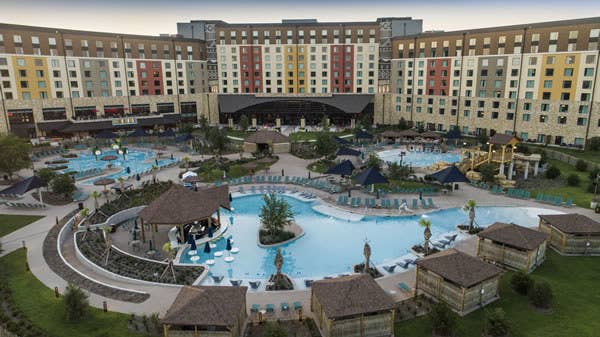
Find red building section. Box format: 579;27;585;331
240;46;262;93
425;58;450;96
330;45;354;93
136;60;164;96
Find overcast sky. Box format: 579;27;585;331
1;0;599;35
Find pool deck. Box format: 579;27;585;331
2;148;599;319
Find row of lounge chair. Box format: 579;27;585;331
1;201;46;209
72;168;103;180
250;301;303;314
477;182;575;208
336;196;438;210
384;186;437;195
0;193;23;199
506;188;532;199
381;234;458;275
535;193;574;207
224;175;342;193
31;148;68;161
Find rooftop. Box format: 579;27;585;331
312;274;395;319
244;130;290;144
416;249;503;288
478;222;549;251
162;286;247;326
539;214;600;235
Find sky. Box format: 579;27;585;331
1;0;599;36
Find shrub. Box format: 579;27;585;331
589;168;600;181
429;301;458;337
575;159;588;172
529;281;553;309
587;136;600;151
36;167;57;185
545;165;561;179
50;173;76;198
63;283;89;321
510;271;534;295
479;163;497;183
484;308;511;337
227;164;247;178
263;322;287;337
567;173;580;187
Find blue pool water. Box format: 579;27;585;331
377;149;461;167
179;194;554;282
64;149;176;182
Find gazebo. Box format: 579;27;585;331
162;286;247;337
243;130;290;154
538;214;600;255
487;133;520;177
336;147;362;166
311;274;395;337
354;130;373;143
325;160;355;177
138;185;230;246
415;249;504;315
429;165;469;191
477;222;549;273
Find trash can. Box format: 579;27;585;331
78;202;84;210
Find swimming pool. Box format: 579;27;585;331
63;149;177;182
377;149;461;167
179;194;559;285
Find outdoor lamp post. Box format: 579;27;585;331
480;287;485;307
399;151;406;166
94;148;102;161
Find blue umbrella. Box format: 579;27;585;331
148;239;153;251
188;234;197;251
353;167;388;186
429;165;469;184
132;229;137;241
126;167;131;174
136;173;141;181
208;226;214;238
203;241;211;254
325;160;355;176
159;129;176;138
226;238;232;252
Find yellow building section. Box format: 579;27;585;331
283;45;297;93
296;45;308;94
538;53;580;102
11;55;52;100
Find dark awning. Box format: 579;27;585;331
159;129;176;137
353;167;388;186
175;133;194;142
354;130;373;139
0;176;47;196
128;127;149;137
429;165;469;184
334;137;352;145
95;130;118;139
326;160;355;176
336;147;361;157
218;94;373;114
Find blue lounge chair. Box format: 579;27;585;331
230;280;242;286
251;304;260;313
293;301;302;311
397;282;412;293
281;302;289;311
427;198;436;208
412;199;418;209
420;199;428;209
396;260;410;269
249;281;261;290
265;304;275;313
211;275;224;283
383;265;397;273
564;198;574;208
304;279;313;287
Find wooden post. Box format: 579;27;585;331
103;301;108;312
140;218;146;243
217;209;221;227
360;314;364;337
461;287;466;312
390;309;395;336
54;286;60;298
194;325;198;337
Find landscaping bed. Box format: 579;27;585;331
265;273;294;291
307;159;335;173
353;264;383;278
259;229;295;245
32;191;73;206
188;157;277;182
96;181;173;217
77;231;204;285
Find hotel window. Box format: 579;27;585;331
13;35;22;43
531;33;540;42
549;32;558;41
565;56;575;64
546;56;555;65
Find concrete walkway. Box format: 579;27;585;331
2;146;599;319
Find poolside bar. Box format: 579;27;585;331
477;222;549;273
162;286;247;337
538;214;600;255
311;274;396;337
242;130;290;154
415;249;503;315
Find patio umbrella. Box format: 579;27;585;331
334;136;352;145
208;226;214;238
229;193;233;202
126;167;131;174
429;165;469;186
188;234;197;251
226;238;232;252
100;155;118;161
148;239;153;251
325;160;355;176
353;167;388;186
355;130;373;140
175;133;193;142
203;241;211;254
336;147;361;157
128;127;149;137
94;178;115;191
136;173;141;181
0;176;46;196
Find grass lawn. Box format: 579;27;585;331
0;249;155;337
526;159;595;208
395;250;600;337
289;131;353;142
0;214;43;237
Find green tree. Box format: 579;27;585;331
419;217;432;255
398;117;409;130
365;153;383;170
239;115;250;131
63;283;89;321
36;167;57;186
575;159;588;172
484;308;511;337
587;137;600;151
429;301;458;337
321;115;330;132
50;173;75;199
529;281;553;309
206;127;229;157
567;173;580;187
314;133;338;158
462;199;477;231
479;163;496;183
91;191;101;210
359;113;372;130
510;271;534;295
260;194;294;236
198;115;209;133
180;123;194;135
387;162;410;180
0;134;32;179
545;165;561;179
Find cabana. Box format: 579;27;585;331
243;130;290;154
0;176;46;198
353;167;388;193
311;274;395;337
336;147;362;166
162;286;247;337
538;214;600;255
138;185;230;246
477;222;549;273
415;249;503;315
354;130;373;143
429;165;469;191
128;127;150;138
325;160;355;177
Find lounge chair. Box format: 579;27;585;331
445;234;458;242
427;198;436;208
293;301;302;311
564;198;574;208
265;304;275;313
397;282;412;293
438;239;451;246
211;275;224;283
420;199;428;209
230;280;242;286
281;302;289;311
411;199;418;209
383;265;397;273
249;281;261;290
250;304;260;313
304;279;313;287
396;260;410;269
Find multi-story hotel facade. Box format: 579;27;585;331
0;17;599;147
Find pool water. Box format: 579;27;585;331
179;194;555;283
64;149;176;183
377;149;461;167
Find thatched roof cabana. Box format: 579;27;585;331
478;223;548;251
538;214;600;255
162;286;247;337
538;214;600;235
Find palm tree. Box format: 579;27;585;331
259;194;294;236
160;242;177;283
182;156;190;169
151;165;158;183
419;217;432;256
274;248;283;277
91;191;101;210
118;177;125;192
463;199;477;231
363;241;372;273
100;224;112;266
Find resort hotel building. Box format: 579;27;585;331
0;17;600;146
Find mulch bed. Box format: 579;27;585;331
353;264;383;278
31;191;73;206
266;273;294;291
412;245;440;256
